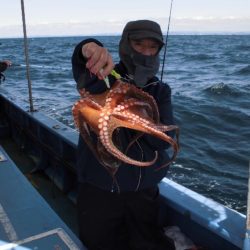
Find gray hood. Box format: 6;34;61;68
119;20;164;87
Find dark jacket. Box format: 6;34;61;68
71;39;175;192
0;62;8;73
0;62;8;82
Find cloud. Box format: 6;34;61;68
169;16;250;33
0;17;249;38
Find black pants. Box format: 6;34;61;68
77;183;175;250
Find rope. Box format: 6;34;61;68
20;0;34;112
160;0;174;82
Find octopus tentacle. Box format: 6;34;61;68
114;111;179;166
99;110;179;167
77;114;121;171
98;114;158;166
124;132;144;154
106;81;159;121
77;115;100;163
72;98;102;128
115;99;154;121
125;83;160;122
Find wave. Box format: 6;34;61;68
13;63;69;71
234;65;250;75
185;53;215;61
235;44;250;51
203;82;241;97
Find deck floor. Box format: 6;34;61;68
0;137;79;236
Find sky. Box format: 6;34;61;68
0;0;250;37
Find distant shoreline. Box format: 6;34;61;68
1;32;250;39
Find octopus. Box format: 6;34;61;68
72;79;179;176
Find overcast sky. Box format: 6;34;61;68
0;0;250;37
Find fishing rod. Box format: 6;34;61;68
20;0;34;112
160;0;174;82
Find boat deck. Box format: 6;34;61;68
0;142;84;249
0;137;78;234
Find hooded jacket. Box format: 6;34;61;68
0;62;8;82
71;38;175;192
119;20;164;87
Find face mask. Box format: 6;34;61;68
119;43;160;87
131;51;160;87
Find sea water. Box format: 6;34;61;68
0;35;249;213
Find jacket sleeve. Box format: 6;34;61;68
141;83;176;150
0;62;8;73
71;38;107;93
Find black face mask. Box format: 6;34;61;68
119;41;160;87
131;50;160;87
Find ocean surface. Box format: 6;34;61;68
0;35;249;214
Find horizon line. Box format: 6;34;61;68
1;31;250;39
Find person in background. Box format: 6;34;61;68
0;60;11;83
71;20;177;250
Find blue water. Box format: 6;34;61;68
1;35;249;214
